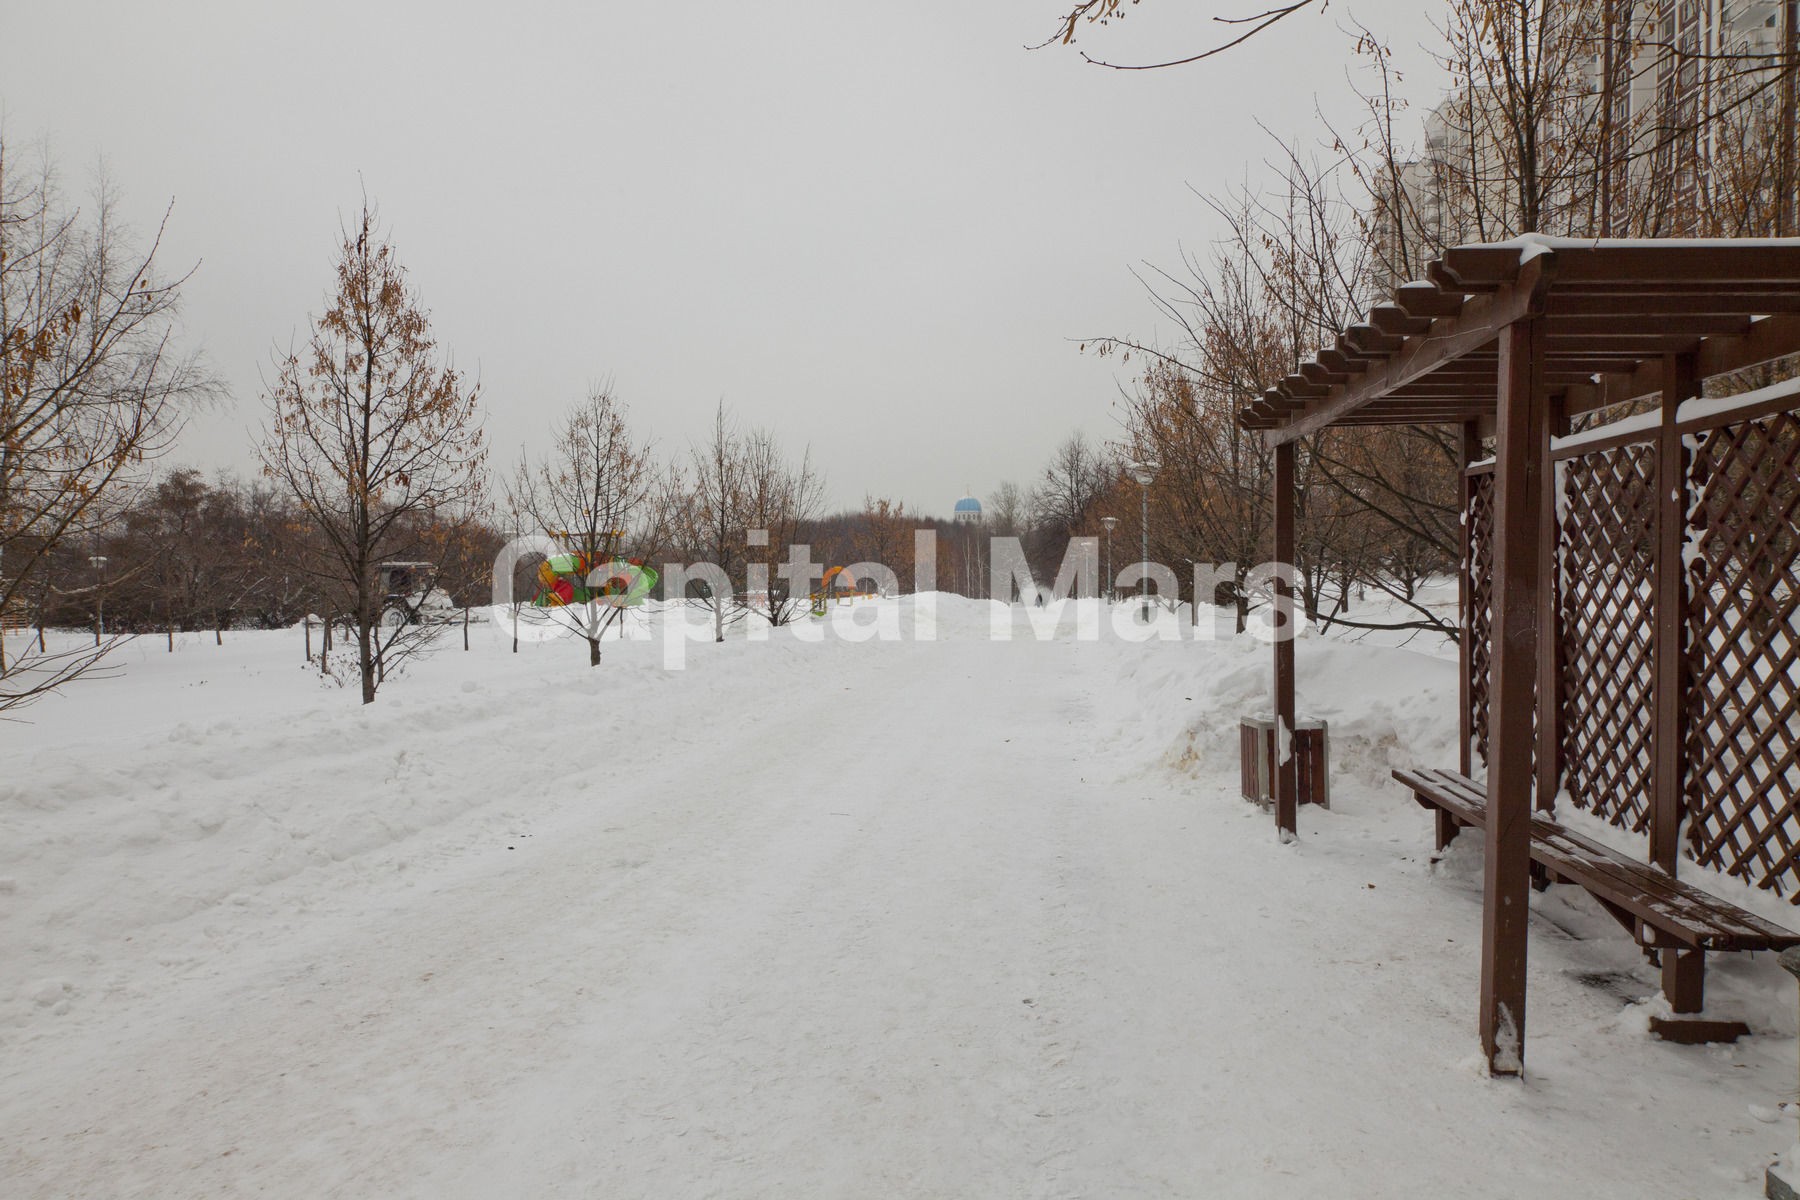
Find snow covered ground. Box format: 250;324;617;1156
3;596;1797;1198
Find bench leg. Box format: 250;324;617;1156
1435;809;1460;852
1662;948;1704;1015
1647;949;1749;1043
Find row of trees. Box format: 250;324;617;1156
23;469;504;640
0;167;866;707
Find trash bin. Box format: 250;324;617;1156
1239;716;1330;809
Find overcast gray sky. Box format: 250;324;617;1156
1;1;1445;515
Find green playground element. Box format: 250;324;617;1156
533;555;659;608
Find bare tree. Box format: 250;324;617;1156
1042;0;1322;70
509;386;656;666
851;496;914;586
119;469;241;647
1097;152;1458;636
739;428;824;626
671;403;748;643
1031;431;1114;538
259;203;487;704
0;139;214;708
986;481;1027;539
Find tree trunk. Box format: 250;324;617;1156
1598;0;1618;236
1782;0;1798;236
357;590;377;704
587;636;601;667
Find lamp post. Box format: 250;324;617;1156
88;555;109;646
1100;516;1119;602
1129;460;1159;611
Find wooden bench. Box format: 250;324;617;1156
1393;766;1800;1043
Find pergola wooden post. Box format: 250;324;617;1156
1273;439;1298;841
1655;351;1701;1011
1481;317;1549;1074
1235;236;1800;1076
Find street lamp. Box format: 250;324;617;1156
1100;516;1119;602
1128;460;1159;611
87;555;109;646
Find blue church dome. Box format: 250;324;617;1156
953;495;982;520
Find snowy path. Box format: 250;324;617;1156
2;611;1794;1197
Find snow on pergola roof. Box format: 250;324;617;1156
1239;235;1800;442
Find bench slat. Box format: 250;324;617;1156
1396;769;1489;818
1392;767;1800;952
1531;828;1768;948
1531;823;1747;931
1412;769;1492;815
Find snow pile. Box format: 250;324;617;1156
1101;613;1460;796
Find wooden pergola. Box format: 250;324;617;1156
1241;236;1800;1074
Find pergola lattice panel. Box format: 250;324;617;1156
1461;467;1544;789
1466;471;1495;764
1557;443;1659;833
1685;410;1800;895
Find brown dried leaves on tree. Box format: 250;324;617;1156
260;204;486;703
0;139;214;706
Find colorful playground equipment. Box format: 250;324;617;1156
810;566;874;616
532;553;659;609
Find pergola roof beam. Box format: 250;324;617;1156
1314;348;1357;375
1370;305;1436;337
1239;241;1800;439
1546;291;1800;315
1344;324;1407;355
1549;315;1755;337
1394;282;1467;318
1431;258;1498;293
1550;243;1800;285
1263;257;1548;445
1569;311;1800;416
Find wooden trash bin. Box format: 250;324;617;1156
1239;716;1330;809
